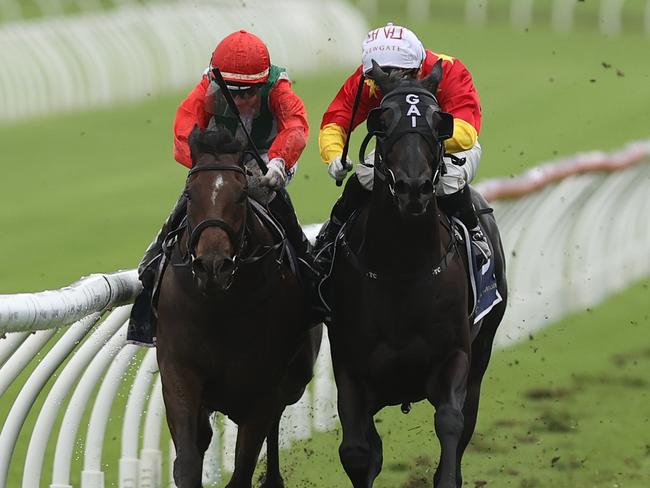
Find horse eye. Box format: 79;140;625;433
183;189;191;201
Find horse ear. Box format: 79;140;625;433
188;124;203;165
421;59;443;95
368;60;391;93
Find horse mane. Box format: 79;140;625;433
189;125;244;161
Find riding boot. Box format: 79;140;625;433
127;192;188;346
268;189;326;325
313;174;370;272
439;186;491;263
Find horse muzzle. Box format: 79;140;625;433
393;177;435;218
192;254;236;292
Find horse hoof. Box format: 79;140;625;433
260;481;285;488
401;402;411;414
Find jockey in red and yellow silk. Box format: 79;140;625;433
314;23;490;264
319;50;481;163
128;30;314;347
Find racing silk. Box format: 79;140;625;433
319;50;481;163
173;65;309;170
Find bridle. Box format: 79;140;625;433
358;85;450;199
184;163;249;269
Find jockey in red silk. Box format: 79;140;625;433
128;30;313;346
173;29;309;179
315;23;490;261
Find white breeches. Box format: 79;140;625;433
355;140;482;196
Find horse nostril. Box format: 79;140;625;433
192;258;207;277
420;180;434;195
215;257;235;276
394;180;409;195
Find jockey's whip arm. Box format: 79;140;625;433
336;74;366;187
211;67;268;174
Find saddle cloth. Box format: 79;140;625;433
450;216;503;327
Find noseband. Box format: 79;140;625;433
185;163;249;265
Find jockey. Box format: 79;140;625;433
316;23;490;261
128;30;312;346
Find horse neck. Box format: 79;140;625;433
364;187;444;271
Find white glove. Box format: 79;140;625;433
327;155;353;181
261;158;287;189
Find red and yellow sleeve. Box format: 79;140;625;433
267;79;309;171
173;77;211;168
319;66;380;164
431;54;482;153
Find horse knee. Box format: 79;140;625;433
435;404;464;439
339;442;371;472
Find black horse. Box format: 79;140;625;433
327;61;508;488
155;126;322;488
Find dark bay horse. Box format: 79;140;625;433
328;61;508;488
156;126;322;488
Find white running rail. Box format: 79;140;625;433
1;140;649;487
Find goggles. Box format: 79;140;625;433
210;68;261;98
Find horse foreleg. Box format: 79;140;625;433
160;368;204;488
259;413;284;488
225;409;276;488
335;366;380;488
427;349;469;488
196;407;213;457
456;311;504;483
366;417;383;482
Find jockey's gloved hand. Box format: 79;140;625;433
327;155;353;181
261;158;287;189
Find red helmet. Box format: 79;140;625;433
210;30;270;86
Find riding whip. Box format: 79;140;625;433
336;74;366;187
211;67;268;174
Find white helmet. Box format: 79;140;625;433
361;23;426;74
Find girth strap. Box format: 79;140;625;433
337;219;458;282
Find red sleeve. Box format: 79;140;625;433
421;51;482;134
173;77;211;168
320;65;381;133
267;79;309;170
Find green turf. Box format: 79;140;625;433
254;277;650;488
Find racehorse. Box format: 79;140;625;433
327;60;508;488
155;125;322;488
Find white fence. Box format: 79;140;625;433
1;140;649;487
0;0;367;121
358;0;650;35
